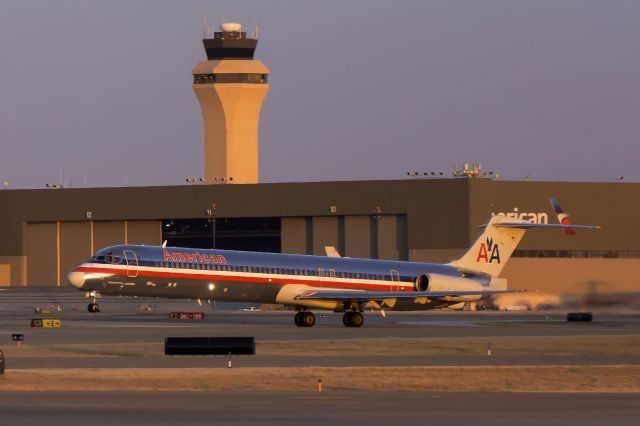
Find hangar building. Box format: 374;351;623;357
0;178;637;298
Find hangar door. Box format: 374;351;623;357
25;222;58;286
24;220;161;286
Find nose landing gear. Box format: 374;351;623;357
87;291;100;313
342;311;364;327
294;311;316;327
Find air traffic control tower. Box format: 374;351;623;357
192;23;270;184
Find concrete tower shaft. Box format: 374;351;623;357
192;24;270;184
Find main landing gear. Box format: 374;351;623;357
294;311;315;327
343;311;364;328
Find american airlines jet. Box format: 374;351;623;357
67;216;596;327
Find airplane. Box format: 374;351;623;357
549;198;575;235
67;215;597;327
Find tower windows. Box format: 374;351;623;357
193;73;268;84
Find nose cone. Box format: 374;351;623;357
67;270;85;289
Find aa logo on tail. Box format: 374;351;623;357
477;237;500;264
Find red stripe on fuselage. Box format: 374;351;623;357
75;266;414;292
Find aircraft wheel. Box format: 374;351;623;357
342;312;353;327
88;303;100;313
302;311;316;327
343;311;363;327
350;311;364;327
294;311;304;327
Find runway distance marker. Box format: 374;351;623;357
567;312;593;322
169;312;206;320
30;319;62;328
165;337;255;368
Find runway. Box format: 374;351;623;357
1;291;639;424
2;308;640;368
8;353;640;369
0;391;638;426
2;309;640;344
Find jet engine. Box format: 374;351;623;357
414;273;489;302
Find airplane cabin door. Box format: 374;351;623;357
390;269;400;291
123;250;139;278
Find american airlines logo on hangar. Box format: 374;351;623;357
491;207;549;224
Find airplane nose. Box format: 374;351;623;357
67;270;86;289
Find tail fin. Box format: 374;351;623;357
448;215;599;277
549;198;575;235
449;216;526;276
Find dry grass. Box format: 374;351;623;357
2;343;163;358
1;366;639;393
3;335;640;358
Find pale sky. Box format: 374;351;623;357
1;0;639;188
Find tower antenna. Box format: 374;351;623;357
253;15;258;39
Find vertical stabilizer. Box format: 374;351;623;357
448;216;527;277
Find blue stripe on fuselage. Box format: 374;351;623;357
90;244;475;283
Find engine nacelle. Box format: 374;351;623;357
415;273;488;302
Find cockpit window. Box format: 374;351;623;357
103;251;121;265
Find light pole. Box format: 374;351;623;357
372;206;382;259
206;203;217;249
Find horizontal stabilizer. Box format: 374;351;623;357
452;215;599;277
493;223;600;230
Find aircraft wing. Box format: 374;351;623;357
295;289;519;303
